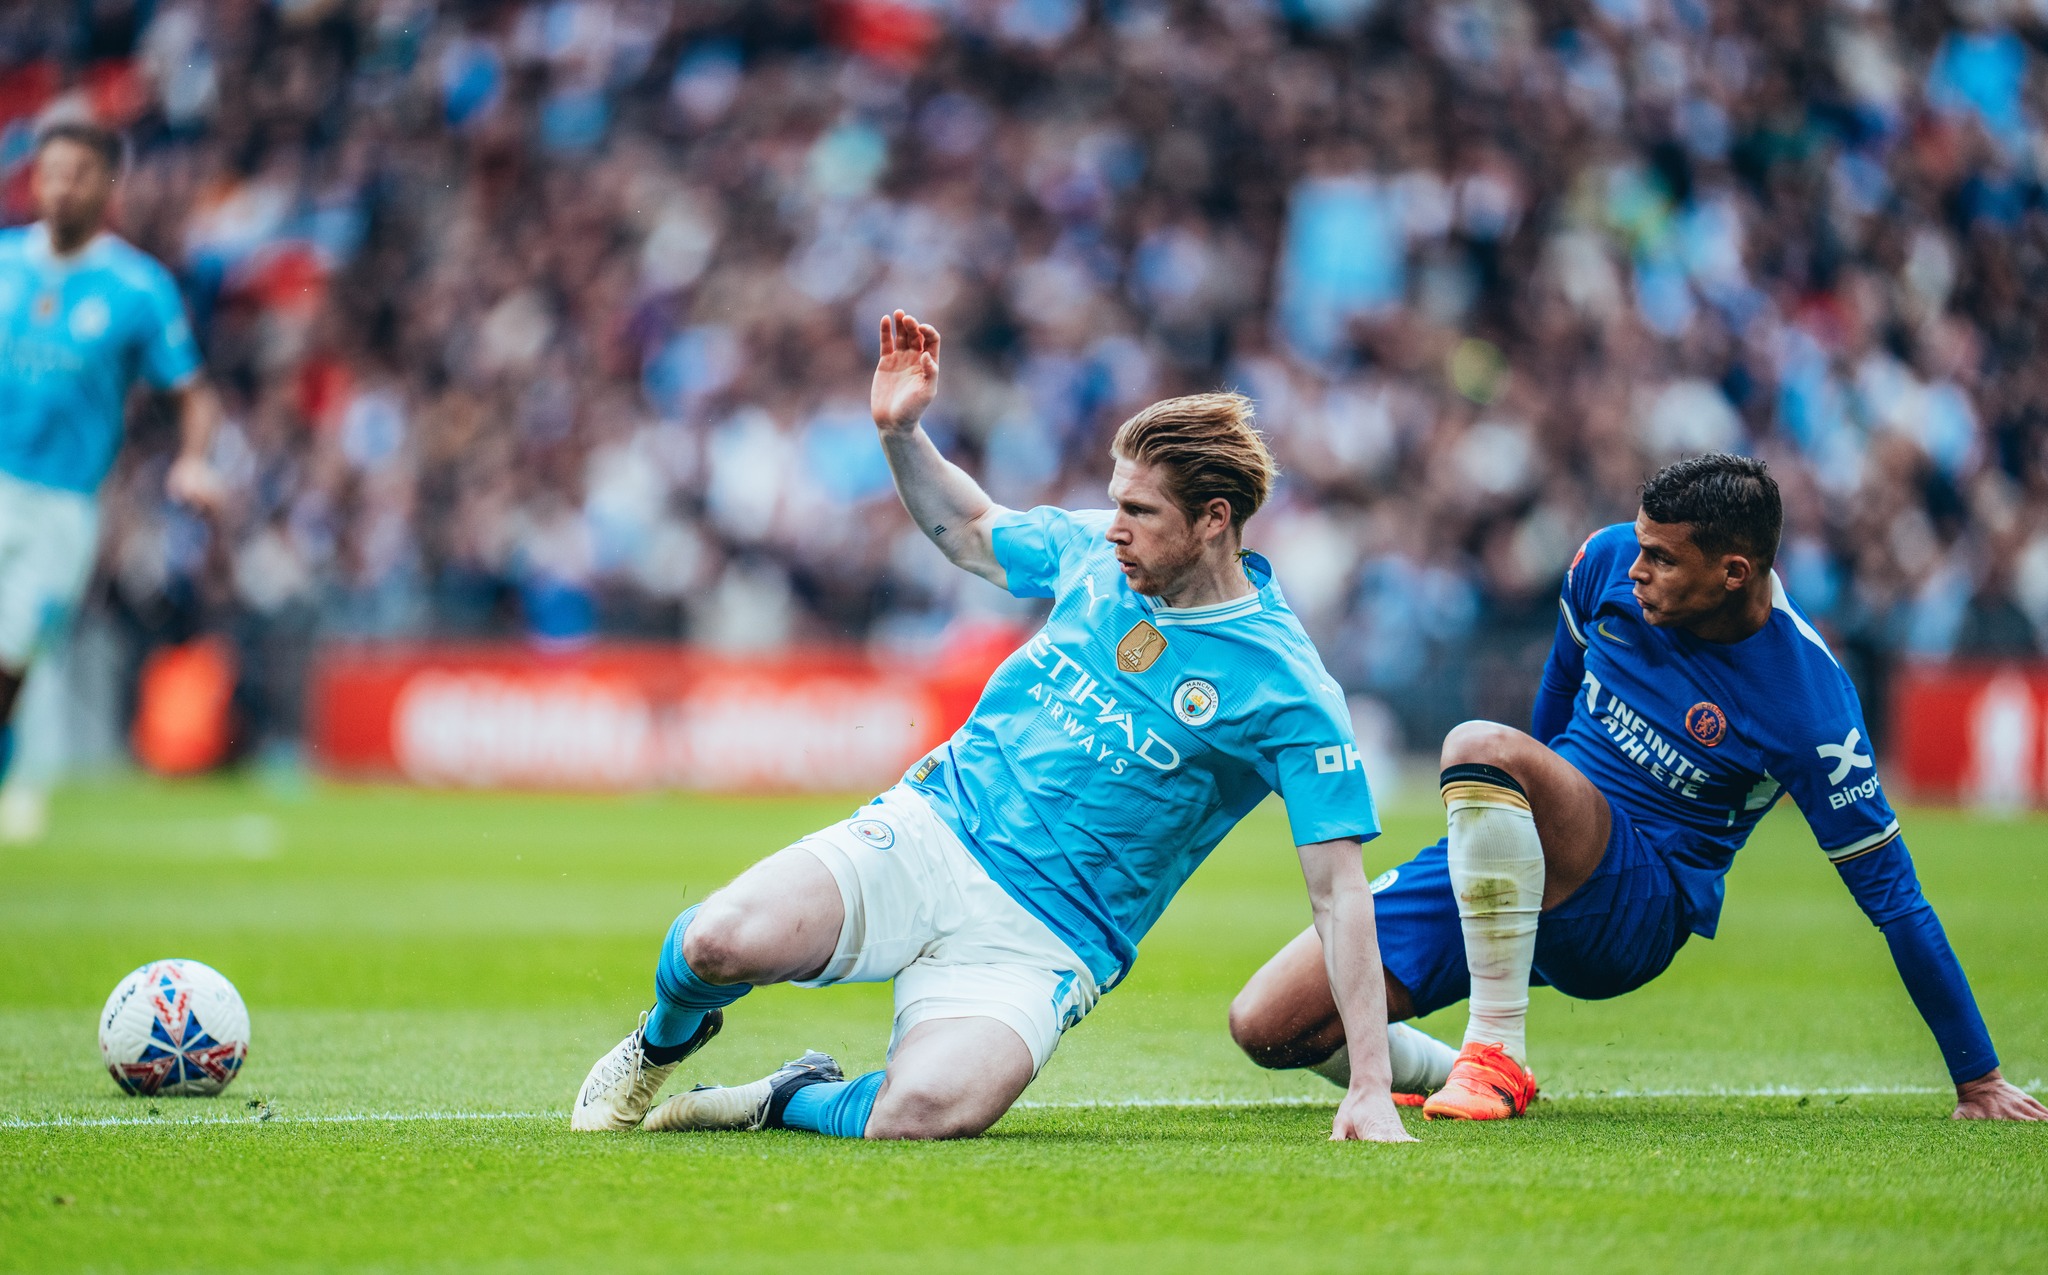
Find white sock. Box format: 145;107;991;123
1307;1024;1459;1093
1443;766;1544;1064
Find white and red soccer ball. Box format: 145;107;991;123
98;959;250;1097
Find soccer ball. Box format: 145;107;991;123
98;959;250;1097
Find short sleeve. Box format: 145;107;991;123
139;268;200;390
1763;665;1900;863
989;506;1104;600
1261;676;1381;847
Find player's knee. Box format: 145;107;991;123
1227;991;1301;1069
678;898;758;985
865;1080;993;1141
1440;720;1527;772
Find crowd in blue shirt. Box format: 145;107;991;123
2;0;2046;754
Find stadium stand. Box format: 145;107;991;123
4;0;2047;757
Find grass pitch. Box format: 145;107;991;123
1;781;2043;1272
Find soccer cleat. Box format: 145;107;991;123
1392;1091;1428;1108
643;1050;842;1133
0;786;48;845
1420;1041;1538;1121
569;1009;723;1132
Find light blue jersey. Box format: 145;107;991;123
906;506;1380;989
0;224;200;495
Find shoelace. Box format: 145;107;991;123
591;1011;650;1099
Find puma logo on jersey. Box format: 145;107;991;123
1816;728;1873;786
1080;572;1111;617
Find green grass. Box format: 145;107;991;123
1;781;2043;1271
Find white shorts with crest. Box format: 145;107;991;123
793;784;1098;1074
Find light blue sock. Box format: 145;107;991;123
779;1071;886;1138
646;904;752;1049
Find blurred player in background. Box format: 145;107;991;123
0;121;220;840
571;311;1437;1143
1231;454;2048;1123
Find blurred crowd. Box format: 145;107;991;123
9;0;2048;750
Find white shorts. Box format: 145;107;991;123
0;470;99;673
793;784;1098;1074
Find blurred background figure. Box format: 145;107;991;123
0;118;218;838
4;0;2048;783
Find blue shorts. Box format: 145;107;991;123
1371;800;1691;1017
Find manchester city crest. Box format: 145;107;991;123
848;819;895;849
1172;678;1219;727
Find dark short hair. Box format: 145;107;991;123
1640;453;1782;565
36;121;122;173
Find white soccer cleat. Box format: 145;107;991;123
644;1050;842;1133
570;1010;722;1132
0;786;48;845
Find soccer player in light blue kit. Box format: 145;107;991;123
1231;455;2048;1122
0;121;221;818
572;311;1433;1142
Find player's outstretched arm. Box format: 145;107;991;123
870;310;1009;588
1831;837;2045;1120
1297;837;1415;1144
164;379;225;513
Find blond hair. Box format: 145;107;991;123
1110;392;1276;531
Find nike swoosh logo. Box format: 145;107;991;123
1596;621;1632;646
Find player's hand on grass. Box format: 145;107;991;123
165;453;225;513
872;309;940;435
1952;1069;2048;1121
1332;1090;1417;1143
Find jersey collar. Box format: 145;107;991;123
26;222;112;268
1144;552;1270;628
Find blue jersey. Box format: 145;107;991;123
0;224;201;495
907;506;1380;989
1546;523;1899;936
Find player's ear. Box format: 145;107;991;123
1722;553;1754;591
1202;497;1233;540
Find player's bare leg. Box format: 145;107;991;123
1229;941;1455;1103
649;1013;1035;1140
1425;721;1609;1119
630;845;1040;1141
571;847;843;1131
864;1017;1035;1139
679;847;847;985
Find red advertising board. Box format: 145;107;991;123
308;628;1021;793
1890;664;2048;807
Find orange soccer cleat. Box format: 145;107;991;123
1392;1091;1428;1108
1420;1041;1538;1121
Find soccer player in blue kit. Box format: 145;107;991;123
572;311;1431;1142
1230;454;2048;1122
0;121;220;814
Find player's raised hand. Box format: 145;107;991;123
871;309;940;435
1952;1070;2048;1121
1331;1090;1418;1143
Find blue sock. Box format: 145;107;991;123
645;904;753;1050
0;726;12;786
779;1071;886;1138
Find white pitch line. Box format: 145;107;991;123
7;1083;2035;1131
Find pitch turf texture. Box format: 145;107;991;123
1;783;2043;1272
